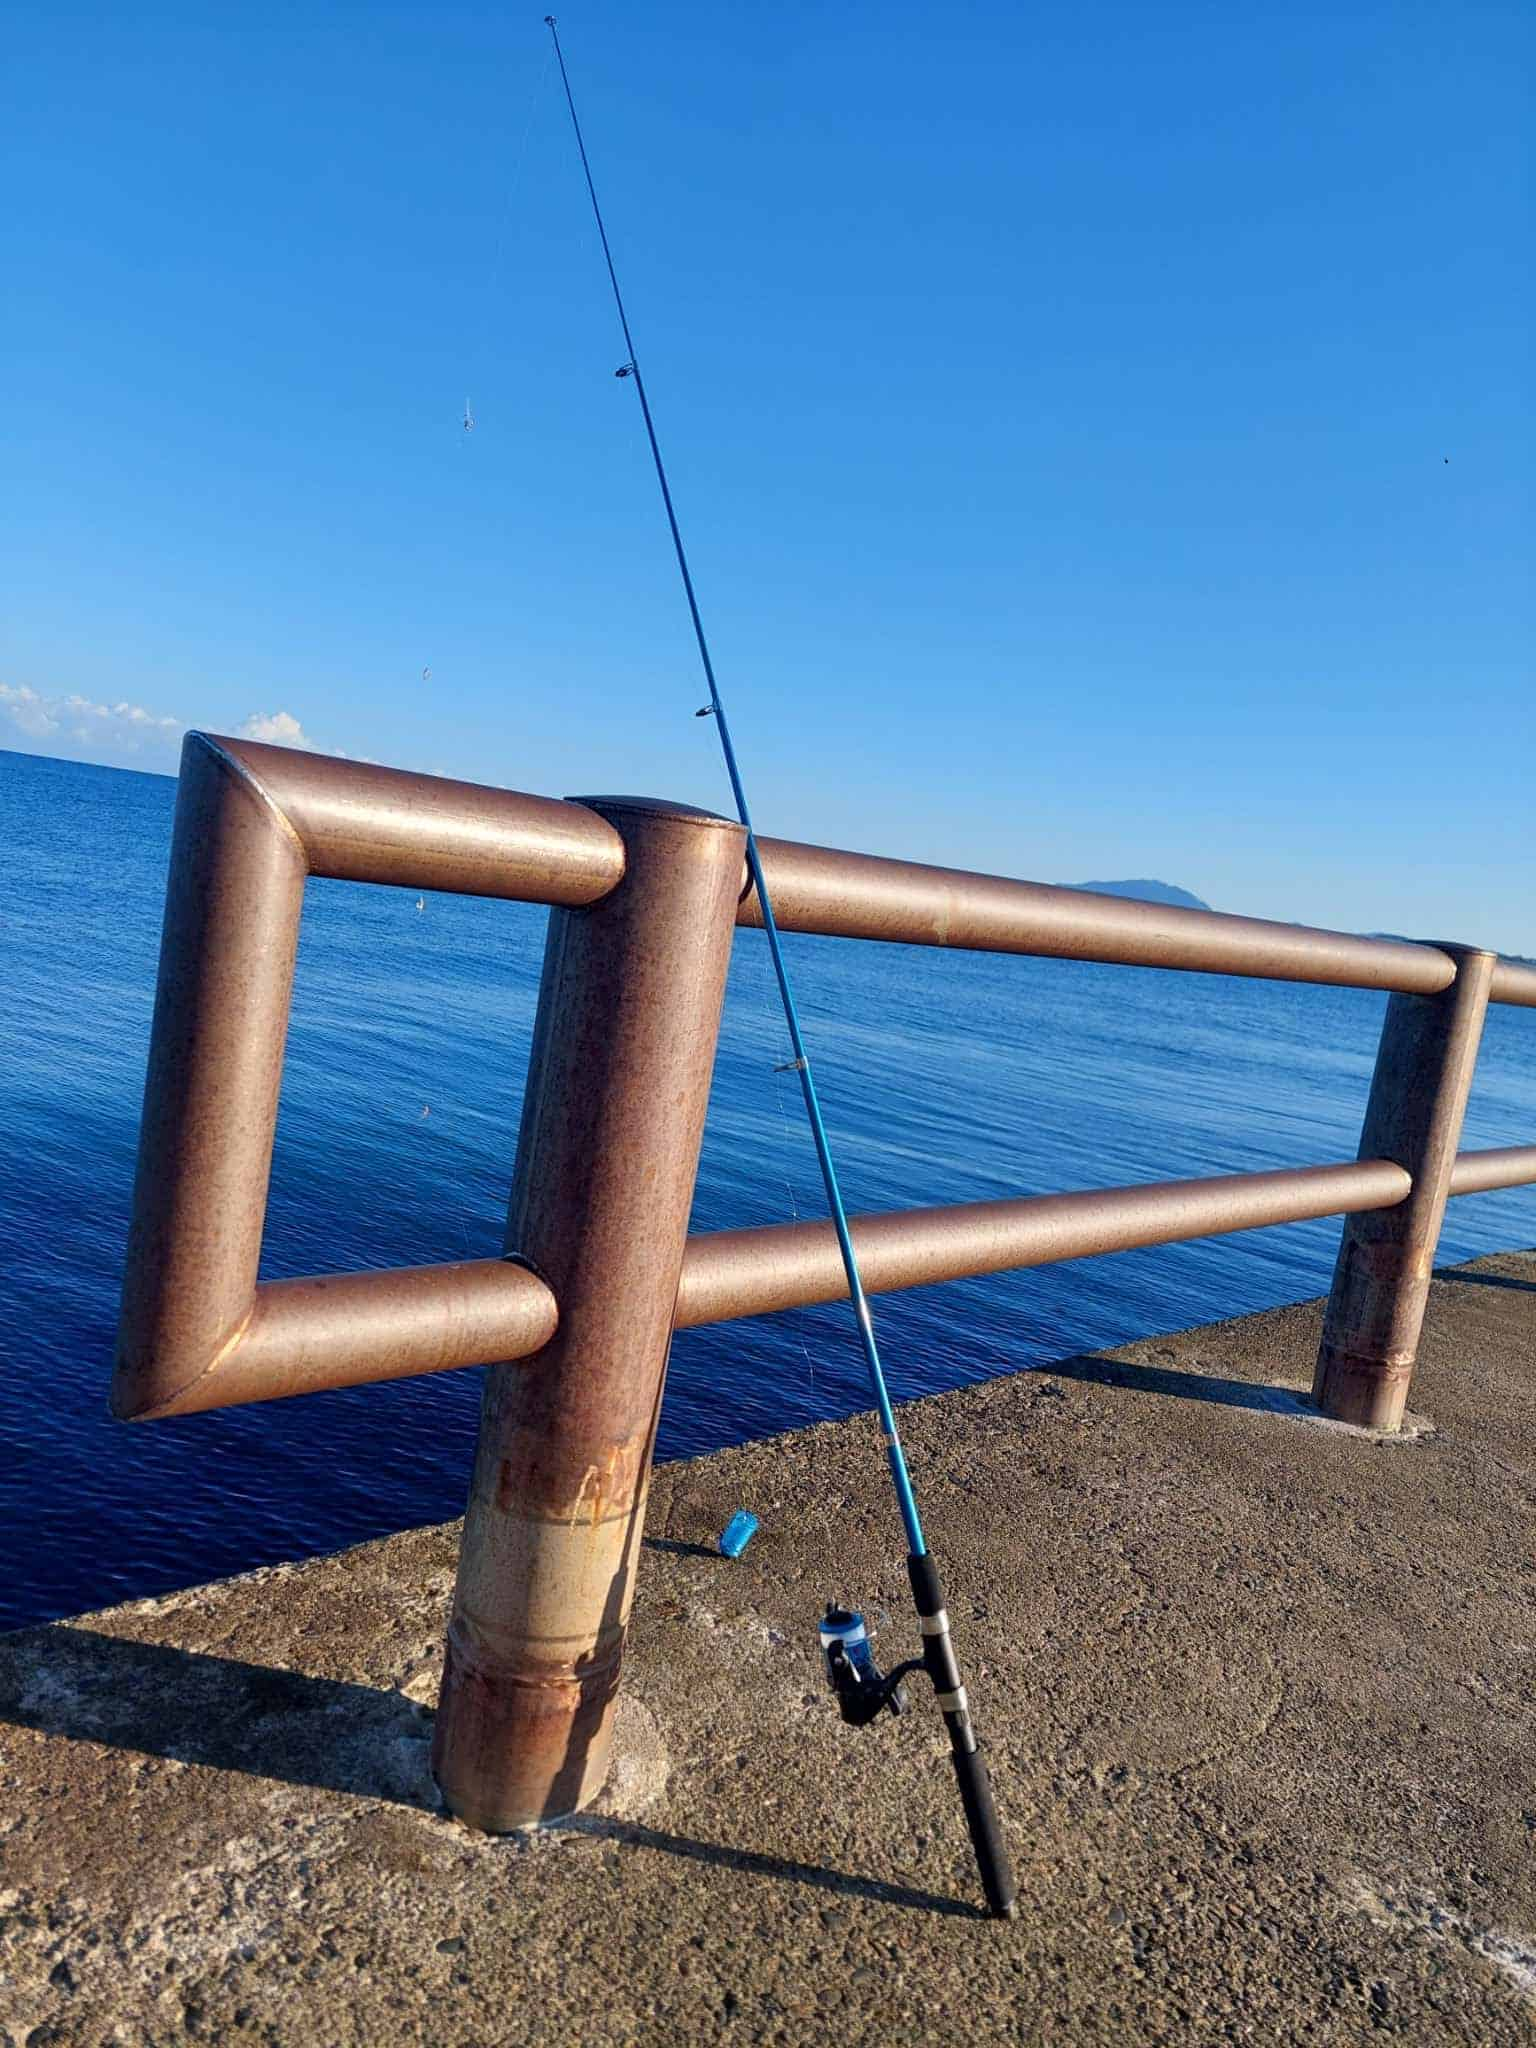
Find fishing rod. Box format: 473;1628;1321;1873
542;16;1016;1922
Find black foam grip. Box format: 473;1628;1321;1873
907;1550;944;1617
952;1742;1017;1921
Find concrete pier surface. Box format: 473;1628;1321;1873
2;1251;1533;2046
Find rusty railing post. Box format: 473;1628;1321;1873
431;797;745;1830
1313;945;1495;1430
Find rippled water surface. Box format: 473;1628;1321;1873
3;746;1532;1628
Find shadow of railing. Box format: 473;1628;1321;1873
0;1626;439;1805
0;1623;974;1917
1042;1353;1314;1415
1433;1268;1536;1295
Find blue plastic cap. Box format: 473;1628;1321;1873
718;1510;758;1559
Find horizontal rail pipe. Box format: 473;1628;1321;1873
121;1144;1535;1417
121;1261;560;1420
743;844;1536;1009
674;1159;1414;1329
214;735;625;902
132;1148;1535;1415
1488;958;1536;1009
745;840;1463;995
1448;1146;1536;1197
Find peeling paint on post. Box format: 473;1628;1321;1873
1314;946;1496;1431
431;798;745;1830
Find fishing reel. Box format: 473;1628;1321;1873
819;1604;922;1729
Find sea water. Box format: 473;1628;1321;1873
2;745;1532;1628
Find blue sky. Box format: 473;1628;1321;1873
4;2;1531;948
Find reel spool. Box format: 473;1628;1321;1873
818;1604;921;1728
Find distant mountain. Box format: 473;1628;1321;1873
1062;879;1212;912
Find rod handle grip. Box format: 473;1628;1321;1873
952;1741;1017;1920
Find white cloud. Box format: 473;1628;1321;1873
237;710;314;750
0;683;58;738
1;681;182;757
236;710;373;763
2;682;363;770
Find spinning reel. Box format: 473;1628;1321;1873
818;1605;923;1728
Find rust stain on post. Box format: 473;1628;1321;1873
432;797;745;1832
1314;947;1496;1430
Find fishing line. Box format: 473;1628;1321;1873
542;17;1016;1921
769;1053;821;1412
459;40;554;434
769;1058;881;1578
768;1051;845;1570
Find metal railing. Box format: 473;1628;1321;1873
113;734;1536;1832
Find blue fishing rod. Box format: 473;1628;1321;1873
543;17;1015;1921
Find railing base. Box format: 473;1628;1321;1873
1310;1348;1414;1432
